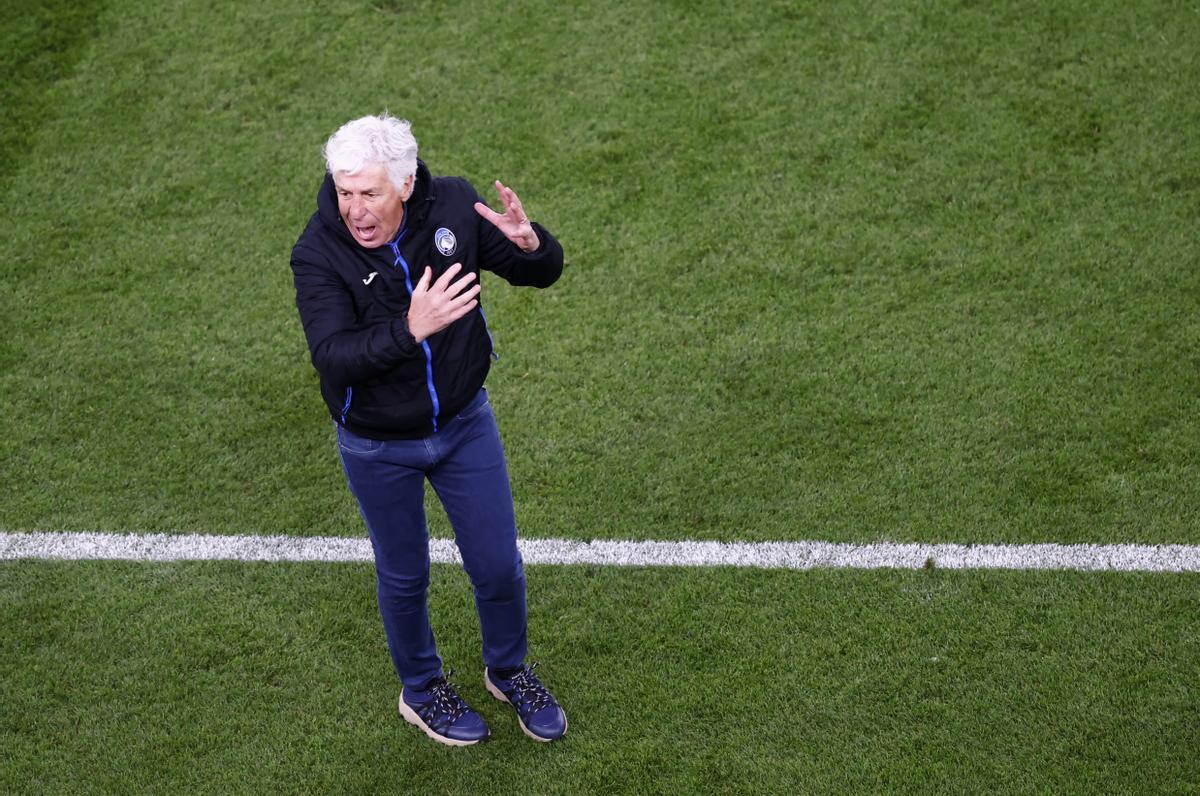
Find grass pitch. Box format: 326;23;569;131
2;0;1198;792
3;562;1197;793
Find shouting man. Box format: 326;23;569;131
290;113;567;746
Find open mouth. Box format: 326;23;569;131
355;225;378;240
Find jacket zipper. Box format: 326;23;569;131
340;387;353;424
389;233;442;432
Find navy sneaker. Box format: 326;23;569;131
484;664;568;742
399;674;489;747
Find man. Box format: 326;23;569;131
290;113;567;746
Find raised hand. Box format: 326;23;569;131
406;263;480;343
474;180;541;253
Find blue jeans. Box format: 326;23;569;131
336;388;527;689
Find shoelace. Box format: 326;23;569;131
419;673;469;730
506;664;555;715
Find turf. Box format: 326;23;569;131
2;0;1199;791
2;0;1197;544
2;561;1197;794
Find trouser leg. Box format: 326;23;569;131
336;425;442;689
428;393;528;671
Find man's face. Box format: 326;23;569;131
334;163;411;248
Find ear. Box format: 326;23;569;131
402;174;415;201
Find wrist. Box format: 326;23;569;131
406;314;426;344
518;229;541;253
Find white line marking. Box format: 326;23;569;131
1;532;1198;572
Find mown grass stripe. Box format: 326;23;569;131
1;532;1197;572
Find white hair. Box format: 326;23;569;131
323;113;418;191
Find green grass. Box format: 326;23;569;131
2;0;1199;791
3;561;1197;794
2;0;1197;543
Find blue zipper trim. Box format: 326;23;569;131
387;213;408;265
340;387;353;424
389;237;441;433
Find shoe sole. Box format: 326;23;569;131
398;692;487;747
483;667;568;743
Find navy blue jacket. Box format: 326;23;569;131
291;161;563;438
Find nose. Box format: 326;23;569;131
347;195;366;220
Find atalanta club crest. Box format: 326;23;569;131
435;227;457;256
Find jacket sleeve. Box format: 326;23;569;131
474;188;564;287
291;246;420;387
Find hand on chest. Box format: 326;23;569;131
350;222;476;316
